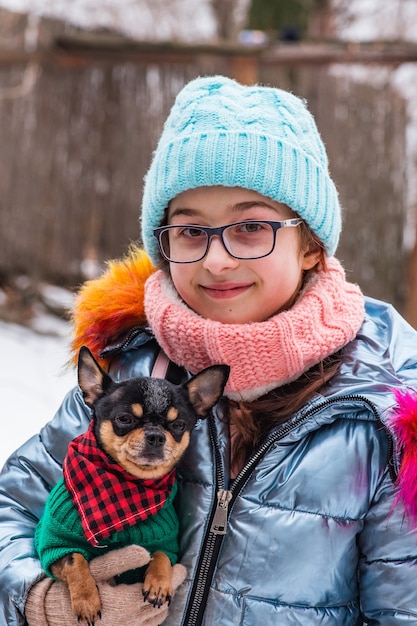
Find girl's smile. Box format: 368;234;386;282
200;281;254;299
167;186;320;324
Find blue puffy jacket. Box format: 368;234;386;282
1;297;417;625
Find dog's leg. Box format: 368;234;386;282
142;551;173;608
51;553;102;625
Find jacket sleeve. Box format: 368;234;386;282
358;467;417;622
0;387;91;626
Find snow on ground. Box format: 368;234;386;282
0;319;76;470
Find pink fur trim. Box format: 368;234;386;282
391;389;417;522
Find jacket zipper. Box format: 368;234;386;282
181;393;394;626
99;326;152;358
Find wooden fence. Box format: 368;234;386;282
0;33;416;320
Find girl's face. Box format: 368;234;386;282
167;186;320;324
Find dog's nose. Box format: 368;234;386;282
145;431;166;448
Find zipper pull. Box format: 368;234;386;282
210;489;232;535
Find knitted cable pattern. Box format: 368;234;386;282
141;75;341;264
144;258;365;401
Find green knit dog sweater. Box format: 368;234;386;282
35;477;179;584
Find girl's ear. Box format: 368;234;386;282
301;249;322;271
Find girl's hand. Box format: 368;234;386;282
25;545;187;626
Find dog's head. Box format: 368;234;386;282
77;346;229;479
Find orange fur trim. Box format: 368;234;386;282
70;246;156;368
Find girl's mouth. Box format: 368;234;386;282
200;283;252;299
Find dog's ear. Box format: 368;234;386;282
184;365;230;418
77;346;113;407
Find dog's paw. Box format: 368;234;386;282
71;584;102;625
142;551;174;608
142;577;173;609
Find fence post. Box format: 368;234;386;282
231;55;259;85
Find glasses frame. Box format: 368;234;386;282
153;218;303;264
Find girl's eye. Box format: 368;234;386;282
239;222;264;233
180;227;205;239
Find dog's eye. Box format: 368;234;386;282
171;420;186;433
114;414;135;428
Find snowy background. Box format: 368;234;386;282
1;0;417;44
0;0;224;42
1;0;417;468
0;317;76;469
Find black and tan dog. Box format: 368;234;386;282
40;346;229;625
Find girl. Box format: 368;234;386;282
1;75;417;625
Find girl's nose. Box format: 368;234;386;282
202;235;239;273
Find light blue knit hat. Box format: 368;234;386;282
141;75;341;264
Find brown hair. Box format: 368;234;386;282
227;351;342;472
226;223;341;471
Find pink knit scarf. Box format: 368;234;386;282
144;258;365;401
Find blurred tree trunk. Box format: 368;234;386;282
210;0;250;40
308;1;335;38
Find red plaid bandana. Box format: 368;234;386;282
63;421;176;546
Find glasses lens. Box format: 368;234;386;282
223;222;275;259
160;226;208;263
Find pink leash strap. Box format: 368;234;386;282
151;349;170;379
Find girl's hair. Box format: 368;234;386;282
227;351;343;472
227;222;341;470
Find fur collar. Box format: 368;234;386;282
390;390;417;524
70;246;156;368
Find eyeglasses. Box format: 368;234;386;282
153;218;303;264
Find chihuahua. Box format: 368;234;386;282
46;345;229;625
